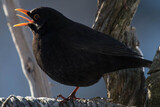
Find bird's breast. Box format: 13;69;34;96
32;33;104;86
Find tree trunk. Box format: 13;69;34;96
146;46;160;107
93;0;145;106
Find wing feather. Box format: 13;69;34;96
58;22;141;58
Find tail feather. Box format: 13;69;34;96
140;58;152;68
109;56;153;72
122;56;152;68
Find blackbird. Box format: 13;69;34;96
14;7;152;100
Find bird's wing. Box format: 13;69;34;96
59;23;141;57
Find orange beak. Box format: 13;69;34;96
13;8;34;27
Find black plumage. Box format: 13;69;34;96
15;7;152;87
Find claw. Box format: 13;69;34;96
56;87;80;104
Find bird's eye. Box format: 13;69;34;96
33;14;40;20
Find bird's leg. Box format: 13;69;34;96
68;87;80;99
56;87;80;103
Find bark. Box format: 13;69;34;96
93;0;145;106
0;95;126;107
2;0;52;97
146;46;160;107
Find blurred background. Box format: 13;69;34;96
0;0;160;98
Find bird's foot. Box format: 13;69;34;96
56;87;80;104
57;94;80;103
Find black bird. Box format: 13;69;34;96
14;7;152;100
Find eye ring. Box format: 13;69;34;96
33;14;40;20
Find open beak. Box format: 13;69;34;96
13;8;34;27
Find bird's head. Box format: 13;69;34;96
14;7;67;32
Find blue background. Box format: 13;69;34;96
0;0;160;98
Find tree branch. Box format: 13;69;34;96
0;95;126;107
